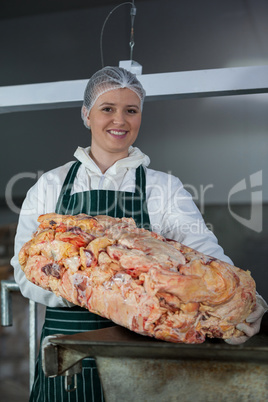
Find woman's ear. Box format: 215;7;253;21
82;106;91;128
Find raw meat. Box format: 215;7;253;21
19;213;256;343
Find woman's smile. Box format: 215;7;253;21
107;129;128;138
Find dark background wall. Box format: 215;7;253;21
0;0;267;298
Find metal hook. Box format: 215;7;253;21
129;40;135;61
64;373;78;393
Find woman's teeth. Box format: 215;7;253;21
109;130;127;136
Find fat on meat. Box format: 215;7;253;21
19;213;256;344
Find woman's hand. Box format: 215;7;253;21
225;294;268;345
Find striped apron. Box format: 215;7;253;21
29;161;151;402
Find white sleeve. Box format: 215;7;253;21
147;171;233;265
11;171;75;307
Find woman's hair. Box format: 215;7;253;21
81;66;146;129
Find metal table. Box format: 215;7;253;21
42;316;268;402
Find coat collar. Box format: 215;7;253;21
74;146;150;175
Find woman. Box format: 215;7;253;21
12;66;267;401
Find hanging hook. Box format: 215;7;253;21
129;39;135;61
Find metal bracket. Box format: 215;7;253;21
42;335;85;375
64;365;82;392
42;335;83;392
1;279;37;391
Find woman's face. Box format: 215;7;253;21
86;88;142;160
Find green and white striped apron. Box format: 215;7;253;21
29;161;151;402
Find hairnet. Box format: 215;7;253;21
81;66;146;129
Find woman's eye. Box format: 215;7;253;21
127;109;137;114
102;107;112;112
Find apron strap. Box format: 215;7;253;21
55;161;81;214
134;164;146;195
131;165;151;229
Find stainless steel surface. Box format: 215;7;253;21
42;318;268;401
97;357;268;402
42;323;268;364
1;65;268;114
1;279;37;391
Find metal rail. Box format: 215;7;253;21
1;279;37;392
0;65;268;114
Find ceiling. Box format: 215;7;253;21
0;0;137;20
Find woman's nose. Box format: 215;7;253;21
113;111;126;125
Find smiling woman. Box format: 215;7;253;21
80;66;145;173
11;66;267;402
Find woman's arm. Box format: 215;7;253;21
11;170;75;307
